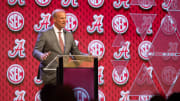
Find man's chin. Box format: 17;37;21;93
61;25;66;28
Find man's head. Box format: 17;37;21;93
52;9;66;30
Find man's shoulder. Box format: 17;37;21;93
40;26;54;33
37;26;54;38
64;29;72;35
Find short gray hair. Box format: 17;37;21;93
52;9;65;18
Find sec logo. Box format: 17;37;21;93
139;95;152;101
112;14;128;34
138;41;152;60
74;87;90;101
161;15;177;35
98;90;105;101
88;40;105;59
35;90;41;101
34;76;43;85
112;67;129;85
161;66;176;86
7;64;25;85
162;0;171;11
98;66;104;85
65;13;78;32
88;0;104;8
7;11;24;31
138;90;153;101
139;0;153;9
8;0;25;6
35;0;51;6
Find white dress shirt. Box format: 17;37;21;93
53;25;65;45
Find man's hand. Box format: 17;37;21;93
40;52;51;61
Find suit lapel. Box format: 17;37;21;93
64;29;68;54
49;27;63;54
64;30;72;54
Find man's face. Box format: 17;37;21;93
53;11;66;30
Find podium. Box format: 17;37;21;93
43;55;98;101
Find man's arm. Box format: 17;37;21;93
69;32;82;55
33;32;46;61
71;40;81;55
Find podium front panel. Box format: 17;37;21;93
64;68;94;101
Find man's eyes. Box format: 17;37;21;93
59;18;66;19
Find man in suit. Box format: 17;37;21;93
33;9;81;84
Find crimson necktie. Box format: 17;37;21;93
58;32;64;53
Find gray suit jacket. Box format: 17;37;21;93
33;26;81;84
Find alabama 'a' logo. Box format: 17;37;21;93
113;0;130;9
114;41;130;60
136;65;153;86
98;66;104;85
34;13;51;32
14;90;26;101
88;0;104;8
8;39;26;59
119;91;130;101
87;14;104;34
7;64;25;85
65;13;78;32
112;15;128;34
136;16;153;35
74;87;90;101
35;90;41;101
35;0;51;6
7;11;24;31
112;67;129;85
98;90;105;101
138;41;152;60
88;40;105;59
34;76;43;85
61;0;78;7
8;0;25;6
163;42;178;61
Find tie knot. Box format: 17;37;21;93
58;32;62;35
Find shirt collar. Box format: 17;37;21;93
53;25;63;33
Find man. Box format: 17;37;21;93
33;9;81;84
